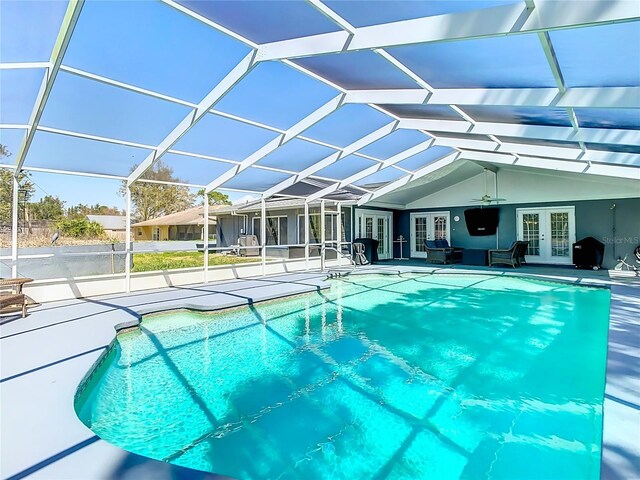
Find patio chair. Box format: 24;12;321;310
424;239;463;265
488;241;520;268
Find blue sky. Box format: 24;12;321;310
2;1;639;210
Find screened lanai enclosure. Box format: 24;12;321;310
1;0;639;301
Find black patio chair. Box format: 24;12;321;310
424;239;462;265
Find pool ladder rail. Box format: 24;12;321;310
323;245;357;277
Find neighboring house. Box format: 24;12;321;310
215;180;364;258
86;215;127;241
132;206;220;241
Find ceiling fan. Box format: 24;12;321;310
471;168;507;205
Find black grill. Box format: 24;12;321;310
572;237;605;270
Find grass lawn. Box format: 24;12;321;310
132;251;261;272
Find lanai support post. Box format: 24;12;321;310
261;197;266;276
11;177;19;278
304;201;310;271
203;196;209;283
125;186;132;293
320;199;326;271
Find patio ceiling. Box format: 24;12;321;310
1;0;639;203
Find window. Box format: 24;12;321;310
298;213;342;244
253;216;287;245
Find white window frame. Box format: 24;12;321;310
252;215;288;245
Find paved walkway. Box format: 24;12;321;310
1;266;638;479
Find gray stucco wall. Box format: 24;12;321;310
389;197;640;269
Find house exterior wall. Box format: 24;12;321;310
135;225;170;241
134;225;208;241
393;197;640;269
216;207;353;248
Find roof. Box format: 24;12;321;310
1;0;638;209
86;215;126;230
132;206;222;227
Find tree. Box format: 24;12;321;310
120;160;195;221
196;189;232;206
28;195;65;220
67;203;124;217
0;146;35;223
56;217;104;238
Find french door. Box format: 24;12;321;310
410;212;450;258
356;210;393;260
517;207;575;264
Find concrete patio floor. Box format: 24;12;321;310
1;265;638;479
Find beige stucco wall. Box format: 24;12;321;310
134;225;170;241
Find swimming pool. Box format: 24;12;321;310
76;273;610;479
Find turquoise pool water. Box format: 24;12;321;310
77;273;610;479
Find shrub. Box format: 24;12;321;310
56;218;105;238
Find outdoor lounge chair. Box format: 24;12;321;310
488;241;520;268
424;239;463;265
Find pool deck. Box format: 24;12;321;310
1;265;639;479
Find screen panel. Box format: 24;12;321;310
354;167;406;186
40;72;192;145
214;61;339;130
0;129;27;165
314;155;377;180
293;50;420;89
141;153;234;187
380;104;464;120
173;113;280;161
63;0;251;103
177;0;341;43
0;0;68;62
585;143;640;155
24;131;153;176
574;108;640;130
497;137;581;149
323;0;522;28
303;104;393;148
551;21;640;88
394;146;455;171
0;69;46;124
221;167;290;191
461;106;573;127
358;129;429;159
388;33;556;88
256;139;338;172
